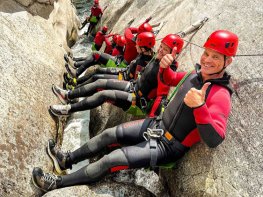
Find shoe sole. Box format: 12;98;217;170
47;141;64;175
51;85;68;105
49;106;70;117
64;54;69;63
31;176;48;192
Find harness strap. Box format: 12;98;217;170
143;128;164;168
162;131;189;153
149;139;158;168
168;70;193;102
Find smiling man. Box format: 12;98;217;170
159;30;238;147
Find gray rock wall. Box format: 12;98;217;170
100;0;263;196
0;0;79;196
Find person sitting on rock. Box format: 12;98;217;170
123;22;153;65
80;0;103;36
92;26;109;51
31;30;239;192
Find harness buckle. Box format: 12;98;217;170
129;81;135;93
143;128;164;141
140;97;147;109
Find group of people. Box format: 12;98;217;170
31;0;239;193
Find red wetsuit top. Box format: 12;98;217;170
123;27;138;64
94;31;106;46
134;59;177;117
104;37;113;54
104;34;117;55
159;64;232;148
90;6;103;18
112;46;124;57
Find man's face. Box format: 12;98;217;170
156;43;171;60
200;48;226;76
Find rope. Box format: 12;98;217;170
235;54;263;57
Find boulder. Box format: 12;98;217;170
0;0;79;196
43;186;112;197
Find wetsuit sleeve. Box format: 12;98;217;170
159;66;185;86
105;33;115;38
124;27;138;41
104;37;111;46
193;86;231;148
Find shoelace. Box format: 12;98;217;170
41;173;58;190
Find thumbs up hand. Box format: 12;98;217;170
160;47;177;69
184;83;211;108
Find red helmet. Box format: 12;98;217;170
161;34;184;54
102;26;108;33
136;32;155;49
203;30;239;56
138;23;153;34
116;36;126;47
94;0;99;5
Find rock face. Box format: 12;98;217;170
98;0;262;196
0;0;79;196
1;0;54;19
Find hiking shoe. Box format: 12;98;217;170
52;84;69;105
32;167;61;192
63;72;77;85
65;63;77;78
47;139;72;174
49;105;71;117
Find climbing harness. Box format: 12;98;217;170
143;128;164;168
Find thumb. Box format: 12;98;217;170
201;82;211;95
171;47;178;59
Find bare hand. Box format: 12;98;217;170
184;82;211;108
160;47;177;69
